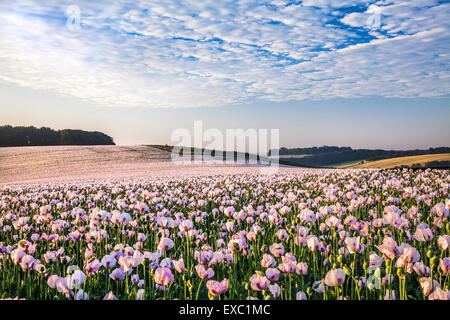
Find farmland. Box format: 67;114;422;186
341;153;450;169
0;146;449;300
0;145;287;185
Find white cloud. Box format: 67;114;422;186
0;0;448;108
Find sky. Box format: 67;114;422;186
0;0;449;150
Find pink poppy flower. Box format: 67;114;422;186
324;268;346;287
11;249;26;264
136;289;145;300
413;261;431;276
101;255;117;269
209;252;224;265
265;268;280;281
440;258;450;275
419;277;440;296
67;270;86;289
413;225;433;242
179;219;194;232
260;254;276;268
249;273;270;291
306;236;321;252
268;284;281;298
296;291;307;300
278;261;296;273
56;277;70;295
296;262;308;275
344;236;364;254
384;290;396;300
110;267;126;281
104;291;117;300
47;275;60;289
19;255;36;271
269;243;285;257
399;247;420;264
85;259;102;275
157;237;174;251
438;235;450;250
195;264;214;280
174;259;186;273
376;237;400;259
428;287;450;300
206;278;229;297
154;267;174;286
369;253;383;267
75;289;89;300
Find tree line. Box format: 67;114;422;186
269;146;450;167
0;125;115;147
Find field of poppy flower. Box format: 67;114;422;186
0;168;449;300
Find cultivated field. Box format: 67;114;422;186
0;146;449;301
0;146;291;185
339;153;450;169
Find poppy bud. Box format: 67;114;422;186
306;287;313;296
329;255;334;264
446;223;450;234
337;255;344;264
343;266;352;276
363;262;368;271
361;237;367;245
396;268;404;277
245;283;250;291
426;250;433;259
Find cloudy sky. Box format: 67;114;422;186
0;0;449;149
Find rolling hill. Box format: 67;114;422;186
339;153;450;169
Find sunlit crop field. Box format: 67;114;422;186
0;168;449;300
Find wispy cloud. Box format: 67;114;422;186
0;0;449;108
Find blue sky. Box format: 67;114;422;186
0;1;449;149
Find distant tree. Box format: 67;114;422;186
0;125;115;147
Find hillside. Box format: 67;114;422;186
149;144;316;168
0;145;169;184
340;153;450;169
271;146;450;167
0;145;306;185
0;125;115;147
